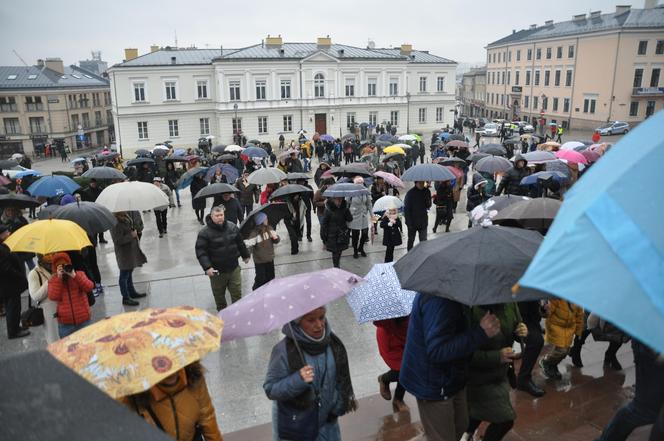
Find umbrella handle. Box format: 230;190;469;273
287;322;307;366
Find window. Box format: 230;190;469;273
25;96;43;111
283;115;293;132
366;78;377;96
524;95;529;108
107;109;113;125
369;111;377;126
197;80;208;99
542;97;548;110
418;108;426;123
200;118;210;135
525;70;531;86
650;68;660;87
544;70;550;86
29;117;44;134
168;119;179;137
390;111;398;126
552;97;558;111
637;41;648;55
491;72;495;84
646;100;656;117
501;94;505;106
280;80;291;99
92;93;99;107
0;96;17;112
507;71;511;85
78;94;89;108
345;78;355;97
629;102;639;117
515;71;520;85
498;52;501;63
536;48;541;60
568;45;575;58
436;107;443;122
516;50;521;61
71;114;79;129
389;78;398;96
583;98;596;114
534;70;540;86
633;69;644;88
492;53;496;63
657;40;664;55
416;76;426;93
556;46;562;59
508;51;512;62
563;98;570;112
229;81;241;101
258;116;268;134
232;118;242;134
346;112;356;128
314;73;325;97
82;113;90;128
255;80;266;100
437;76;445;92
546;47;552;59
95;111;102;127
533;96;539;109
3;118;20;134
565;70;573;86
164;81;177;100
554;70;561;86
137;121;148;139
527;48;532;61
104;92;111;106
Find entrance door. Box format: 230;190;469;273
315;113;326;134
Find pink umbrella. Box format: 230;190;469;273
321;170;335;180
445;165;464;181
373;171;405;188
555;149;588;165
589;143;608;154
581;149;601;163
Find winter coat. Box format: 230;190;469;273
190;177;207;210
0;242;28;300
213;197;243;225
403;187;431;229
110;214;147;271
400;294;488;401
544;299;584;348
165;168;180;190
370;182;388;204
80;184;102;202
375;317;409;371
346;194;371;230
47;271;94;325
466;173;489;212
235;178;259;206
313;189;327;217
314;165;330;187
28;265;59;344
380;216;402;247
320;200;353;253
245;225;280;264
496;161;530;196
195;216;250;273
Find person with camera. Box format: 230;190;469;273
47;252;94;338
28;254;59;344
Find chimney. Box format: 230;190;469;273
124;48;138;61
615;5;631;14
37;59;44;67
265;35;283;48
529;24;537;29
150;45;160;53
44;58;64;74
589;10;601;18
400;44;413;55
170;56;176;65
338;48;345;56
512;29;516;34
573;13;586;21
317;36;332;48
544;20;553;26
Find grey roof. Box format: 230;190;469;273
372;48;456;64
217;43;404;61
0;65;109;90
117;48;238;67
488;6;664;47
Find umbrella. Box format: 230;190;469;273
96;181;169;212
37;204;61;220
398;134;417;142
545;160;572;177
323;183;370;198
560;141;585;150
438;132;451;140
445;165;464;182
0;175;10;185
219;268;364;341
151;148;169;157
469;195;531;226
341;133;356;141
48;306;223;399
437;157;468;168
468;152;490;164
10;153;23;160
211;145;227;154
388;143;412;150
475;156;513;174
555;149;588;165
346;263;418;324
384;146;406;155
581;149;601;163
205;163;239;184
95;152;120;161
382;152;404;162
401;163;455;182
27;175;80;198
539;141;561;150
446;140;470;148
14;169;42;179
449;134;466;142
492;197;562;231
176;166;209;189
372;195;403;214
286;172;311;181
522;150;557;164
239;202;290;239
193;183;239;200
373;171;404;189
247;167;287;185
225;144;244;152
330;164;373;178
377;133;395;142
82;166;127;180
589;143;609;154
0;193;41;209
1;350;174;441
376;140;392;148
320;170;335;180
243;146;268;158
152;144;170;151
479;144;507;156
248;139;261;145
134;149;151;157
278;149;298;160
126;158;155;167
4;219;92;254
70;157;87;164
218;153;238;161
269;184;312;200
395;226;546;305
320;134;335;142
520;171;569;186
164;155;188;163
49;201;117;234
519;111;664;354
0;159;19;169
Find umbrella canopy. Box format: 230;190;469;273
1;350;174;441
375;140;392;148
330;164;373;178
164;155;189;163
49;201;118;234
151;148;169;157
449;134;466;141
247;167;287;185
398;134;417;142
446;140;470;148
238;202;290;239
320;134;335;142
519;112;664;354
0;193;41;209
468;152;490;164
37;204;61;220
438;132;451;140
555;149;588;164
387;143;412;150
581;149;601;163
395;226;546;305
323;183;370;198
560;141;585;150
243;146;268;158
70;157;87;164
286;172;311;181
14;169;41;179
539;141;561;150
384;146;406;155
225;144;244;152
211;145;227;154
248;139;261;145
401;163;455;182
346;263;418;324
125;158;155;167
193;183;239;200
475;156;513;174
278;149;298;160
522;150;557;164
436;157;467;168
479;144;507;156
134;149;151;157
10;153;23;160
82;166;127;180
382;152;404;162
0;159;19;169
219;269;364;341
445;165;464;181
205;163;239;184
520;171;569;186
176;166;209;189
96;181;169;212
373;171;404;189
218;153;238;161
48;306;222;399
4;219;92;254
545;159;572;177
341;133;356;141
377;133;396;142
469;195;531;226
27;175;81;198
372;195;404;213
269;184;312;200
492;197;562;231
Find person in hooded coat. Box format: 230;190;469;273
320;198;352;268
190;174;207;224
375;316;410;412
110;212;148;306
379;206;402;263
346;177;372;258
466;173;490;227
496;156;530;196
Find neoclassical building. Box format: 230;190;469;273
108;37;457;155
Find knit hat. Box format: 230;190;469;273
254;212;268;225
50;252;72;274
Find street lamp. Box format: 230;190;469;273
233;103;238;143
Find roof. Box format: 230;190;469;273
0;65;109;90
463;67;487;77
218;43;404;61
372;48;456;64
118;48;238;67
488;6;664;47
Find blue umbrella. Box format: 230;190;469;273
205;163;239;183
320;134;335;142
520;171;569;186
242;146;268;158
401;163;455;182
346;263;417;324
322;183;370;198
519;110;664;354
176;166;209;189
545;159;571;178
438;132;451;141
14;169;42;179
27;175;80;198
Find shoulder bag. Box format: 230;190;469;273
21;271;44;327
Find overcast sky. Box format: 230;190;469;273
0;0;656;67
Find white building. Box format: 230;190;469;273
108;37;457;155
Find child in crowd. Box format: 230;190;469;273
380;206;402;263
539;299;585;379
245;212;279;289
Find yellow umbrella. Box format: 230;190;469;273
48;306;223;398
4;219;92;254
384;146;406;155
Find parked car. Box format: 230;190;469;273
481;123;499;137
478;118;490;127
596;121;630;135
512;121;534;133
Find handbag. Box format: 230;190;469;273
21;296;44;327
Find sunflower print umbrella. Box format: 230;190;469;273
48;306;223;399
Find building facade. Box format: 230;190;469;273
108;37;457;155
459;67;487;117
0;58;112;158
485;2;664;129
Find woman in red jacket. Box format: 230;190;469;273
47;253;95;338
375;316;410;412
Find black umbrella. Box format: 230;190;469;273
165;155;189;163
126;158;155;167
248;139;261;145
467;152;490;164
51;201;118;234
95;152;119;161
269;184;313;200
382;152;403;162
239;202;290;239
176;166;208;189
322;183;370;198
449;134;466;141
475;156;513;174
492;197;562;232
1;350;173;441
437;157;467;167
37;204;61;220
0;193;41;209
341;133;356;141
134;149;151;157
193;183;239;200
211;145;226;154
401;163;455;182
0;159;19;169
485;194;532;212
218;153;237;161
479;143;507;156
330;164;373;177
286;172;311;181
394;225;546;305
82;166;127;180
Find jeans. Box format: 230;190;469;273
407;225;427;250
118;269;138;298
253;261;275;290
58;320;91;338
241;203;253;218
303;157;311;172
517;321;544;382
209;266;242;311
174;188;181;205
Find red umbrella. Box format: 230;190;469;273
581;149;601;163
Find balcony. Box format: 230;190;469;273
26;103;44;112
0;104;18;112
632;87;664;97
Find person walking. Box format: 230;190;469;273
0;224;30;339
556;126;563;143
296;178;314;242
190;174;207;225
539;299;584;380
376;316;410;412
496;156;530;196
213;193;244;225
592;130;601;144
164;162;182;207
380;206;402;263
404;181;431;250
569;313;628;370
27;254;59;344
152;177;173;238
110;212;148;306
278;133;285;150
283;194;305;255
245;212;280;290
466;174;490;227
432;181;454;233
235;172;260;218
313;179;333;225
263;306;357;441
195;206;250;311
320;197;352;268
515;301;546;397
346;177;372;258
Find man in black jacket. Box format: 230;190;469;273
212;193;244;225
496;156;530;196
195;206;250;311
404;181;431;250
516;301;545;397
0;224;30;339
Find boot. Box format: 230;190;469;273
353;248;359;259
392;399;409;412
569;336;584;367
539;358;562;380
378;375;391;400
